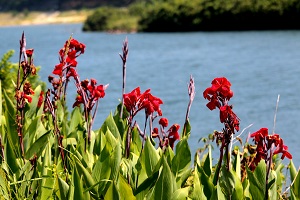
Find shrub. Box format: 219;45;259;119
82;6;138;32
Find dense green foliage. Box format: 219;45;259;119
0;34;300;199
138;0;300;31
83;0;300;32
82;7;139;32
0;0;137;11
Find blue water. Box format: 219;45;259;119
1;23;300;167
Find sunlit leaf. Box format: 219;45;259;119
104;181;120;200
189;167;207;200
25;130;50;160
247;160;266;200
151;156;175;200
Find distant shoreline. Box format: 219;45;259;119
0;10;92;27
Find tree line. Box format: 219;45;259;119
0;0;136;11
83;0;300;32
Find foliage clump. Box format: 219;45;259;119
83;0;300;32
0;32;299;199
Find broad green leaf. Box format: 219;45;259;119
219;167;243;199
289;160;300;199
104;181;120;200
233;149;241;180
3;90;21;171
93;129;106;156
267;170;277;200
171;187;190;200
131;127;143;156
242;179;251;199
171;139;192;189
57;177;69;200
247;160;266;200
134;170;159;199
172;138;191;177
197;165;214;199
92;129;121;195
118;173;136;200
73;166;84;200
68;106;83;136
210;183;226;200
189;167;207;200
202;145;212;177
152;156;175;200
39;144;55;200
24;115;47;152
25;130;50;159
142;138;160;177
75;157;98;196
181;119;191;139
0;167;10;199
290;189;299;200
275;163;284;191
101;113;121;139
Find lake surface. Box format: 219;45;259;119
1;23;300;167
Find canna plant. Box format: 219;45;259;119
0;32;299;200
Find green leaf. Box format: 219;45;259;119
247;160;266;200
219;167;243;199
141;138;160;177
189;167;207;200
210;183;226;200
39;144;55;200
289;160;300;199
104;181;120;200
134;170;159;198
181;119;191;139
74;157;98;196
25;130;50;159
0;167;10;199
197;165;214;199
68;106;83;136
92;129;121;196
202;145;212;177
118;173;136;200
172;138;191;176
73;166;84;200
152;156;175;200
101;113;121;139
233;149;241;180
57;177;69;200
171;187;190;200
172;138;192;188
267;170;277;200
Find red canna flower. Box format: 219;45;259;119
23;93;32;103
123;87;163;117
250;127;269;143
159;117;169;128
152;127;159;138
250;127;292;170
66;68;78;78
73;95;84;108
37;91;44;108
26;49;34;57
203;77;233;110
123;87;141;113
52;63;64;76
167;124;180;149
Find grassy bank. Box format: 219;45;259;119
0;9;93;26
